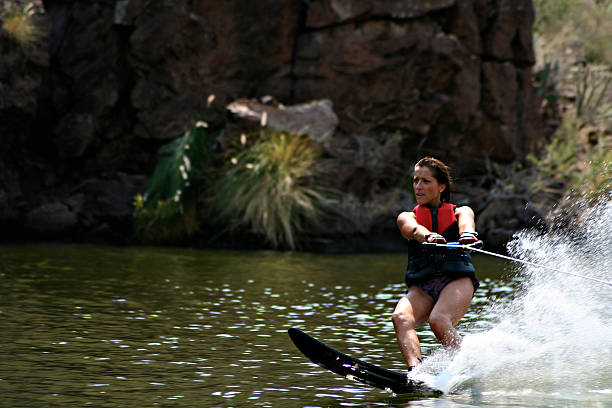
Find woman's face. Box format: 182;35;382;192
413;166;446;207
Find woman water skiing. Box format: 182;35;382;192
393;157;480;371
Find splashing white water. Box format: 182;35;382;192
417;199;612;397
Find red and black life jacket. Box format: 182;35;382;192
405;203;475;284
414;203;458;239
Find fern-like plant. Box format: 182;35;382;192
214;131;331;250
133;123;213;243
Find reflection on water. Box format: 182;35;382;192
0;241;609;407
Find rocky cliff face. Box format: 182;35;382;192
0;0;547;248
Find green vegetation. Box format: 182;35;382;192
214;131;332;250
133;123;213;243
528;0;612;207
134;127;333;249
133;1;612;248
528;111;612;202
1;3;41;47
534;0;612;65
574;65;612;124
534;60;559;104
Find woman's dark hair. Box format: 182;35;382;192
415;157;452;203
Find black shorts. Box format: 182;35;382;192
408;275;480;303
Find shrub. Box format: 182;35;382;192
214;131;332;250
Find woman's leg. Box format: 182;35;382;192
392;287;434;367
428;277;474;349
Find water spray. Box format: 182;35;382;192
421;203;612;400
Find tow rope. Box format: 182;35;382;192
425;241;612;287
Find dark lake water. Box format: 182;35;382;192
0;242;610;407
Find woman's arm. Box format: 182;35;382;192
397;211;430;243
455;206;476;234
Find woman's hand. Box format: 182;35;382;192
458;231;479;244
425;232;446;244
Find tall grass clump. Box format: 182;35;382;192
2;3;41;47
133;122;213;243
214;131;331;250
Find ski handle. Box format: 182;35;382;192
422;240;484;249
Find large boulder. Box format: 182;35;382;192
227;98;339;146
25;202;78;236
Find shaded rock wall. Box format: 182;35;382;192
0;0;547;248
